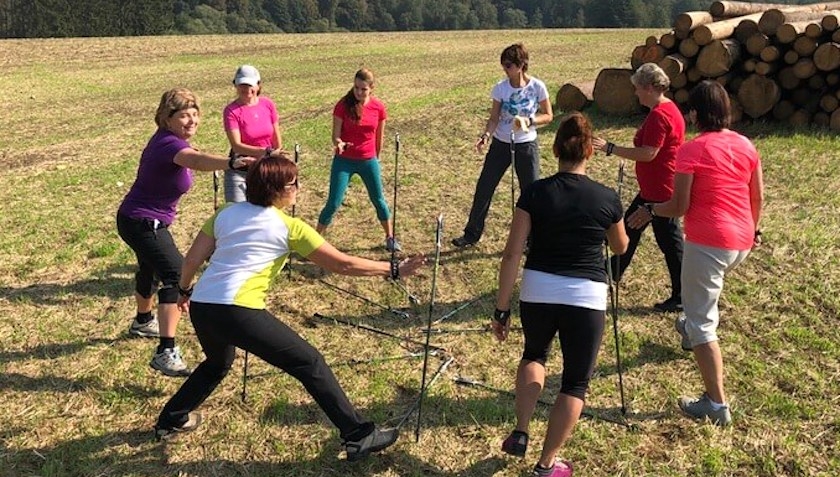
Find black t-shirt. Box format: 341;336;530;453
518;172;623;283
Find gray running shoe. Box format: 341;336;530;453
150;346;191;377
344;426;399;462
154;412;202;441
385;237;402;252
674;313;692;351
129;316;160;338
679;393;732;426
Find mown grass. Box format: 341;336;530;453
0;30;837;477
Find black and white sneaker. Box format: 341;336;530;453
344;426;399;461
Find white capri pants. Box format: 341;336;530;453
682;241;750;346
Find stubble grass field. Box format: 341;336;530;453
0;29;837;477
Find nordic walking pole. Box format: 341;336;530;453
415;214;443;442
390;133;420;304
287;143;300;279
510;130;516;216
607;158;627;415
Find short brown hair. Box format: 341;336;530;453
154;88;200;128
689;80;731;132
500;43;529;72
552;112;593;165
245;152;297;207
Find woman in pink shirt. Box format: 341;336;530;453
223;64;284;202
316;68;399;252
629;81;764;426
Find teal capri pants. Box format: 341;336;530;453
318;155;391;226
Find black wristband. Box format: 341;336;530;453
228;156;236;170
390;258;400;280
493;308;511;325
264;147;273;158
177;284;193;297
606;142;615;156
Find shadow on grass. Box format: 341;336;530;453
593;339;685;378
3;425;509;477
0;337;122;364
0;263;139;304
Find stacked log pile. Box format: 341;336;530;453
558;1;840;131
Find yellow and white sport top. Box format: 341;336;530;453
191;202;324;309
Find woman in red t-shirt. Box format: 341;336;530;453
594;63;685;313
628;81;764;426
316;69;399;252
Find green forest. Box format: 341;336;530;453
0;0;824;38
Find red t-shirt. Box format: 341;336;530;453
333;97;387;160
676;129;760;250
633;100;685;202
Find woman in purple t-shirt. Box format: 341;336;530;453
223;65;284;203
117;88;254;378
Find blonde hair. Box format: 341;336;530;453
154;88;200;128
631;63;670;92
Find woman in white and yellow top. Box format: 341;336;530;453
154;153;425;462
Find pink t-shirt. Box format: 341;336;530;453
634;100;685;202
223;96;279;148
334;97;387;160
676;129;760;250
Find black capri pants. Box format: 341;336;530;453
156;302;372;440
116;213;182;304
520;301;605;400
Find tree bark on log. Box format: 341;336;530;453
693;13;764;45
759;9;840;35
593;69;642;116
697;39;742;77
735;19;760;42
814;42;840;71
556;82;594;112
777;20;823;44
675;11;715;37
818;92;839;111
738;73;782;118
756;61;778;76
822;12;840;31
710;1;792;18
784;49;800;65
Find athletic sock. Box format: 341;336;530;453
157;337;175;353
533;463;554;477
136;311;153;324
708;398;726;410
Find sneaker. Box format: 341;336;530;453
501;430;528;457
532;459;574;477
344;426;399;462
451;236;477;248
150;346;192;377
674;313;692;351
129;316;160;338
154;412;202;441
653;296;683;313
385;237;402;253
678;393;732;426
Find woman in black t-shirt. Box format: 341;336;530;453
492;112;629;477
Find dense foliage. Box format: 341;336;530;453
1;0;825;37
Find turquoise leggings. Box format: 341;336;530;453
318;156;391;226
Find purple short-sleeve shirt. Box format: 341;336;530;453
118;128;193;225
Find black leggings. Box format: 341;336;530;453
116;213;182;304
156;302;372;440
520;301;605;400
610;193;683;299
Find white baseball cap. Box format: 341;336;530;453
234;65;261;86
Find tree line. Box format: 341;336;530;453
0;0;816;38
